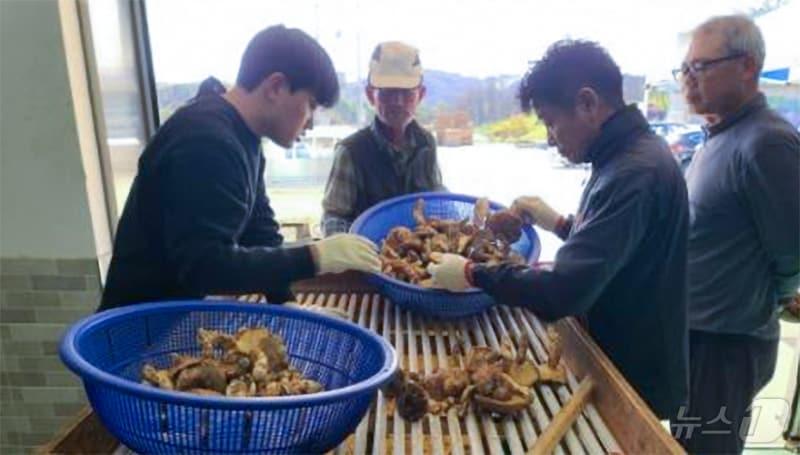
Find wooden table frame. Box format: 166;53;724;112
40;273;684;454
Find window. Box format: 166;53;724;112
88;0;800;253
80;1;799;446
141;0;800;253
84;0;153;214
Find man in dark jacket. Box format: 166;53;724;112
321;41;444;236
428;40;689;420
100;25;379;311
674;15;800;454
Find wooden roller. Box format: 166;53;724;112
528;377;595;455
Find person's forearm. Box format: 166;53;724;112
170;242;316;296
471;263;591;321
554;215;574;240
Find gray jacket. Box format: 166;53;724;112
686;93;800;340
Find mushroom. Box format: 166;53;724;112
412;198;427;226
423;368;469;401
472;197;490;227
537;328;567;384
473;393;531;415
509;355;540;387
225;377;255;397
197;329;235;358
142;364;174;390
379;196;528;287
396;380;428;422
174;361;227;393
233;327;288;373
486;210;524;243
388;333;569;421
141;326;323;398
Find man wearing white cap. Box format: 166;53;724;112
322;41;445;235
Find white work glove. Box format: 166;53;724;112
512;196;563;232
426;253;472;292
311;234;381;275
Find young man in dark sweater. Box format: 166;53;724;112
100;25;379;311
428;40;690;421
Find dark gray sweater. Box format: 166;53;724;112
686;93;800;340
473;105;689;419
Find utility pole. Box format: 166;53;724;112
314;2;320;40
355;0;365;124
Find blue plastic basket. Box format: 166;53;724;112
350;192;541;318
59;301;398;454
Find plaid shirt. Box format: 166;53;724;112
322;117;444;235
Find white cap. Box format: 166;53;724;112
368;41;422;89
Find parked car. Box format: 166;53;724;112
651;122;690;138
668;129;705;171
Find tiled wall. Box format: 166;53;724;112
0;257;100;453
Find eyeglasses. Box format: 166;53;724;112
374;87;420;102
672;53;746;82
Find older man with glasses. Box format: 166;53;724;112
672;14;800;454
321;41;445;235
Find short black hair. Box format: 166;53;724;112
236;25;339;107
519;40;624;112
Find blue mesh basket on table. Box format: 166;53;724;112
59;301;398;454
350;192;541;318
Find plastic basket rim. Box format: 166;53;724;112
350;191;542;294
59;300;399;410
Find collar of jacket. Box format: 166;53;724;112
232;105;261;151
370;116;422;157
194;76;261;151
584;104;650;167
704;92;766;138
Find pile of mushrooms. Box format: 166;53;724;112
380;198;526;286
386;328;567;421
141;327;323;397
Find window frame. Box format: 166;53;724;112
75;0;161;235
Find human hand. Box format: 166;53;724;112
511;196;563;232
426;253;472;291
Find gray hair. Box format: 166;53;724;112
694;15;766;73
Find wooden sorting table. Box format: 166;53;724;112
41;273;684;454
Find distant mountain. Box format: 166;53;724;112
423;70;483;108
153;70;524;127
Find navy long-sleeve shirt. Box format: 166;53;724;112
99;80;316;311
472;106;689;419
686;93;800;340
